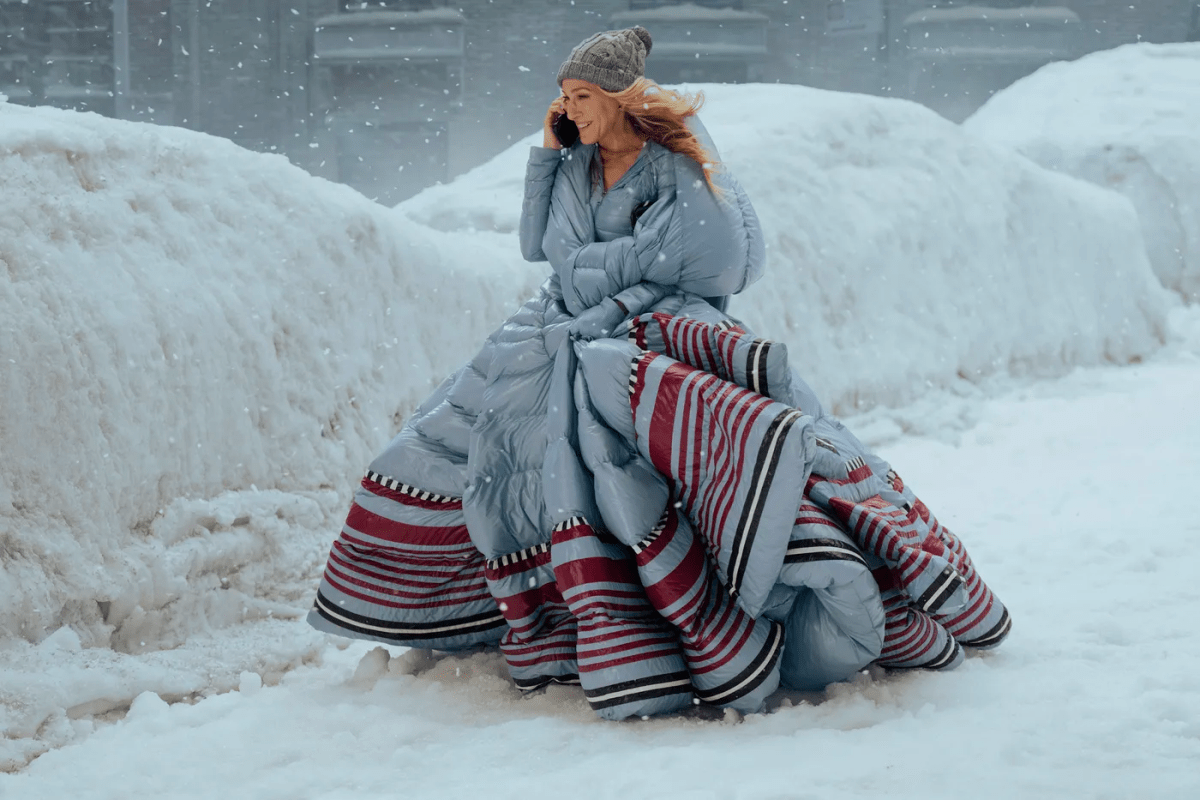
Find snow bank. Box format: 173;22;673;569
0;101;545;657
6;331;1200;793
965;43;1200;303
0;81;1173;757
402;83;1170;413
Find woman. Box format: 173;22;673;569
308;27;1010;721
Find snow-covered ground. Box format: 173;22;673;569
3;309;1199;799
1;60;1195;792
965;42;1200;303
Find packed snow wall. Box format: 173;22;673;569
404;82;1172;413
965;43;1200;303
0;79;1172;657
0;102;545;651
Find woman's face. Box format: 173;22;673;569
560;79;623;146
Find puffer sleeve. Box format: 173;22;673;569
542;147;683;316
639;119;765;297
519;146;564;262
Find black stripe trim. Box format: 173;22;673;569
694;620;784;705
313;591;506;641
745;339;771;398
513;673;581;691
582;670;693;711
552;515;588;533
844;457;867;473
959;608;1012;649
756;340;771;397
784;549;869;567
786;537;864;555
815;437;839;454
486;542;551;571
631;508;672;555
925;638;961;671
363;471;461;504
916;566;962;614
727;409;802;598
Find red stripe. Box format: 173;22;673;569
709;391;771;543
647;360;693;477
676;370;711;516
555;556;642;593
642;530;707;615
565;590;653;617
631;353;654;419
331;539;479;577
700;323;719;379
322;564;492;610
325;562;481;599
697;383;763;549
345;503;472;547
633;512;679;565
484;548;552;581
361;478;462;510
687;613;755;675
492;583;566;628
695;379;743;549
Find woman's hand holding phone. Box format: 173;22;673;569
544;98;580;149
543;98;566;150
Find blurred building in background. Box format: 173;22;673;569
0;0;1196;204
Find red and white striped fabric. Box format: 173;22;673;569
307;472;506;650
550;516;694;720
632;504;783;711
627;312;792;404
871;564;963;670
807;463;970;622
627;349;811;618
810;466;1010;670
483;541;581;692
907;498;1012;649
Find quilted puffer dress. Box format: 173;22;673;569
307;117;1010;720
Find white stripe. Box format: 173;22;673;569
586;677;693;704
700;624;782;704
928;640;960;669
729;409;802;590
921;571;959;612
786;545;865;560
316;596;500;636
750;339;766;395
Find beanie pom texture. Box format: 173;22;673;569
557;27;653;92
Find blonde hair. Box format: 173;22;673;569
600;78;720;191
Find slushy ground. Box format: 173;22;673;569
6;310;1198;800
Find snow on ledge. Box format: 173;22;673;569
903;5;1080;26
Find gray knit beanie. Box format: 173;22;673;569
556;26;653;92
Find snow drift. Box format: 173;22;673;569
0;101;546;658
965;42;1200;303
0;82;1172;754
404;83;1170;412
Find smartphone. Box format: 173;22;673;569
553;113;579;148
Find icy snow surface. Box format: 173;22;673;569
3;314;1200;797
0;77;1191;787
966;42;1200;302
